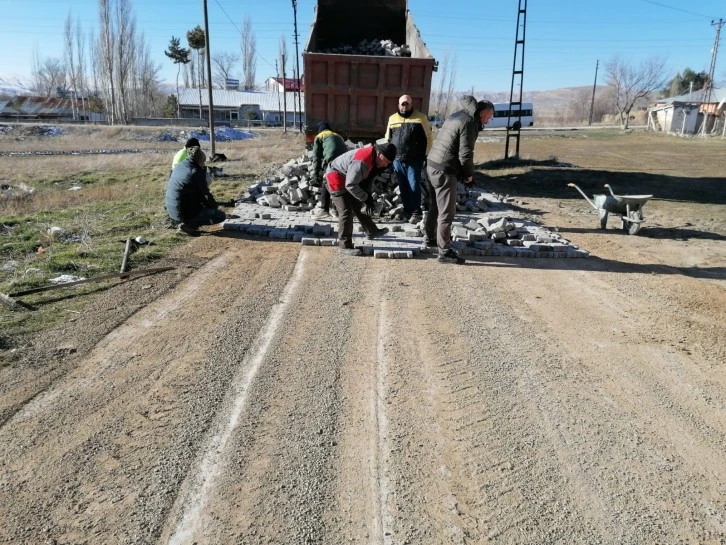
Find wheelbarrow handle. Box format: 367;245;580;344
567;182;598;210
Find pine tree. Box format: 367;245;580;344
164;36;191;114
186;26;206;119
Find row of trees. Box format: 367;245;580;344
30;0;165;122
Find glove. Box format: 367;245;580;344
364;196;375;217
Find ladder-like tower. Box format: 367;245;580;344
505;0;527;159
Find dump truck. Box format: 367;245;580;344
302;0;436;146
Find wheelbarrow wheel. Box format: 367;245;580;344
623;220;641;235
623;210;643;235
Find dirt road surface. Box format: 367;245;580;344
1;154;725;543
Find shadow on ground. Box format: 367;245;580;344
474;159;726;206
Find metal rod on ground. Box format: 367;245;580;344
8;267;175;298
120;238;132;275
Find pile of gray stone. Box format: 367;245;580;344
240;152;497;219
322;39;411;57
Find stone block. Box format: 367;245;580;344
319;238;337;246
374;250;390;258
464;219;480;230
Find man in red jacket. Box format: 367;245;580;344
325;142;395;256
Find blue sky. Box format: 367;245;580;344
1;0;724;94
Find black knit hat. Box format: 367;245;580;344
375;142;397;162
317;121;331;133
185;137;200;148
188;146;206;166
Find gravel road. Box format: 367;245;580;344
0;194;724;544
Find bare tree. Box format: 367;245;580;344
135;34;162;117
98;0;116;123
240;16;257;90
443;54;458;117
430;51;458;117
64;13;78;119
432;51;450;116
212;52;239;88
567;88;592;124
605;55;668;129
114;0;135;123
31;52;67;97
75;19;88;119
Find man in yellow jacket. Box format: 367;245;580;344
385;94;432;224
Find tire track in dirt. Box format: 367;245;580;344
167;249;309;543
159;248;382;544
0;242;301;545
469;262;726;543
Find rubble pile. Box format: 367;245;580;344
323;39;411;57
446;216;588;258
240;151;493;219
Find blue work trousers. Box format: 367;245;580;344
393;159;423;216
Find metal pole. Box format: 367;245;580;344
292;0;303;132
588;59;599;126
203;0;216;156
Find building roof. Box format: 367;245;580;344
0;95;75;116
653;87;726;105
267;77;304;92
178;89;305;113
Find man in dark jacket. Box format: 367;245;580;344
311;121;348;219
326;143;395;256
424;96;494;264
385;94;432;224
165;146;226;236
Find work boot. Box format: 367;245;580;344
366;227;389;240
408;212;423;225
311;207;331;219
421;237;437;251
437;248;465;264
176;223;201;237
339;247;363;257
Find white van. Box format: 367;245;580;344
487;102;534;129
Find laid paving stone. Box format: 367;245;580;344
223;199;589;259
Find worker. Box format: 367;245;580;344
385;94;432;224
326;143;395;256
310;121;348;219
171;137;200;169
424;97;494;264
165;146;226;236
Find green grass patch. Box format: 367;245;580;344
0;165;189;341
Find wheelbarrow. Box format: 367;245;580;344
567;183;653;235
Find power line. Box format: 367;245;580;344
212;0;277;69
639;0;720;20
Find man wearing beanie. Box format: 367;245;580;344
324;143;395;256
165;146;226;236
310;121;348;219
425;96;494;264
171;137;201;170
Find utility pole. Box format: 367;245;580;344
203;0;216;157
292;0;303;132
700;18;723;136
588;59;599;126
281;52;288;133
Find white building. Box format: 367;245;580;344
177;88;304;126
648;88;726;135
